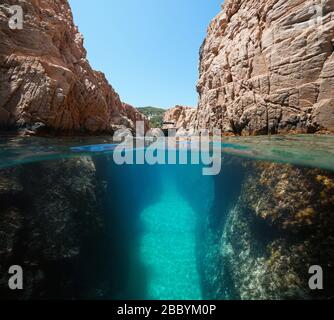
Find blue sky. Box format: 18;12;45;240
69;0;223;109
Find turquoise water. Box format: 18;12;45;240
0;134;334;299
140;177;201;299
104;161;213;300
1;134;334;171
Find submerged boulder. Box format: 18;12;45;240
203;160;334;300
0;157;111;299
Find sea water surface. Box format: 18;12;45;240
0;134;334;299
1;134;334;170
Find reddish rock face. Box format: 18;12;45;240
0;0;137;134
196;0;334;135
163;105;197;134
122;103;150;133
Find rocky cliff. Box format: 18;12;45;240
122;103;150;133
162;105;197;135
196;0;334;135
0;0;142;134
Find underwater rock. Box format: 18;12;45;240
0;157;112;299
0;0;138;134
209;161;334;300
195;0;334;135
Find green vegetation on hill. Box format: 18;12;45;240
137;107;166;128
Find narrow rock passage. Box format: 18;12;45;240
139;175;202;300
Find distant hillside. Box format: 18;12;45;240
137;107;166;128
